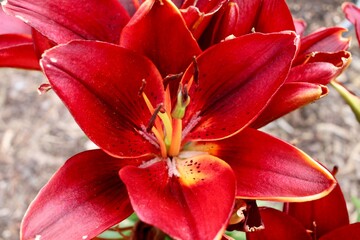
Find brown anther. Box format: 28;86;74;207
146;103;164;132
37;83;52;95
192;56;199;86
138;79;147;96
163;72;183;88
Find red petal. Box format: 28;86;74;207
320;223;360;240
120;0;201;78
295;27;350;65
182;32;298;141
342;2;360;47
198;0;242;48
287;51;351;85
119;155;236;240
294;19;307;36
3;0;130;44
199;0;294;48
246;208;312;240
0;7;30;34
41;40;165;158
31;28;55;58
0;34;39;69
21;150;139;240
252;0;295;33
286;184;350;238
192;128;336;201
251;82;328;128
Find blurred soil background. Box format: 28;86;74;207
0;0;360;239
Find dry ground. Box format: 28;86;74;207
1;0;360;239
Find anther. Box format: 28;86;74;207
138;79;147;96
37;83;52;95
192;56;199;86
163;72;183;88
146;103;164;132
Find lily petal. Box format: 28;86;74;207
295;27;350;65
0;7;30;34
119;155;236;240
321;223;360;240
2;0;130;44
120;0;201;78
0;34;39;69
246;208;312;240
342;2;360;47
182;32;298;141
192;128;336;201
251;82;328;128
252;0;295;33
285;184;349;238
199;0;294;48
21;150;138;240
287;51;351;85
41;40;165;158
294;19;307;36
251;51;351;128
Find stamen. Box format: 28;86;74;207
151;127;167;158
37;83;52;95
142;91;164;138
192;56;199;86
191;13;205;32
158;111;173;149
163;72;183;88
146;103;164;132
138;79;146;96
303;52;317;65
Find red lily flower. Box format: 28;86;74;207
343;2;360;47
245;171;360;240
1;0;351;121
19;1;337;239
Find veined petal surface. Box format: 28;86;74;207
120;0;201;78
192;128;336;201
252;0;295;33
41;40;165;158
182;32;298;141
251;82;328;128
2;0;130;44
120;155;236;240
295;27;350;65
21;150;139;240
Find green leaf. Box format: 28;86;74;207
351;196;360;222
